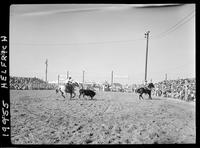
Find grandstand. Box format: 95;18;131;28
9;75;195;102
10;76;56;90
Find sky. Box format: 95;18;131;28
10;4;195;84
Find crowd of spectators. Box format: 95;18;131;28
10;76;195;101
151;78;196;101
10;76;56;90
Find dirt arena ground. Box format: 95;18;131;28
10;90;196;144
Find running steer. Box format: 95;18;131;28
79;89;96;99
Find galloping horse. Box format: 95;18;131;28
56;82;79;99
136;83;155;100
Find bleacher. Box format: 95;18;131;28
10;76;56;90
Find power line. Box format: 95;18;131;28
164;14;194;35
155;14;195;39
11;12;194;47
11;37;144;46
152;10;195;39
11;9;195;46
152;10;195;40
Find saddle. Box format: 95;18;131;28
65;83;74;90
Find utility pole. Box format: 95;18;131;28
165;73;167;82
111;71;113;85
45;59;48;82
58;75;60;85
144;31;150;85
67;71;69;79
82;70;85;84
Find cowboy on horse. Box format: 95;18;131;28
66;76;74;85
56;75;79;99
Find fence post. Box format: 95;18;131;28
82;70;85;84
58;75;60;85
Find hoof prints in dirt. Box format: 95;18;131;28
10;90;195;144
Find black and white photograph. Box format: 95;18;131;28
7;3;196;144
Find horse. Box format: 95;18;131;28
56;82;79;99
136;83;155;100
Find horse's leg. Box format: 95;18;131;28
61;91;65;98
140;93;144;99
79;93;81;98
69;93;72;100
139;93;142;100
72;92;76;98
59;88;63;96
149;92;152;99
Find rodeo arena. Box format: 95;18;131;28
10;69;196;144
10;75;196;102
9;4;196;145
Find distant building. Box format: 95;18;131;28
111;83;123;92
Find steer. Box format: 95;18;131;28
79;89;96;100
